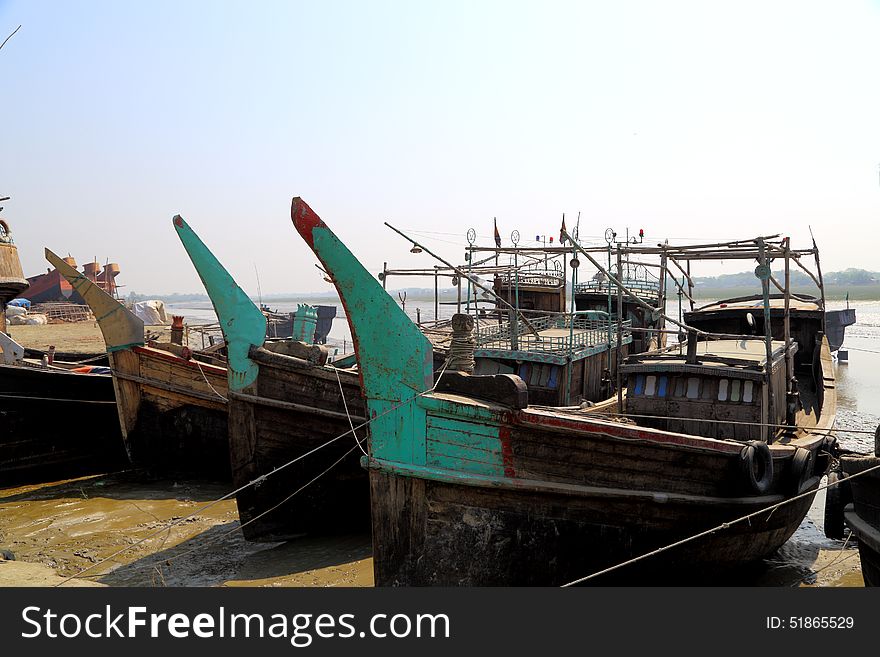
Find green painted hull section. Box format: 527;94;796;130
45;248;144;352
173;215;266;391
292;198;433;465
426;424;504;476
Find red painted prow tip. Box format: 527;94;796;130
291;197;325;248
173;215;184;228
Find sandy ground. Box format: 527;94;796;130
8;321;189;355
0;472;373;588
9;322;108;355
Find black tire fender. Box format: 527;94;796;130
788;447;815;495
823;470;851;540
740;440;774;495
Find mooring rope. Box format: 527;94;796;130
789;528;855;587
193;358;228;402
78;438;369;581
335;366;368;458
575;409;878;435
560;459;880;587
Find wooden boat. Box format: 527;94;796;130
825;306;856;354
0;358;126;481
396;246;631;406
46;249;230;478
574;260;664;354
291;197;835;586
841;438;880;586
0;213;125;481
173;216;369;541
263;304;337;343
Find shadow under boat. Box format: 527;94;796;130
291;196;836;586
173;215;369;542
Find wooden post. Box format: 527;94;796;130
658;247;668;348
783;237;794;426
811;232;827;331
457;276;462;314
686;260;694;310
434;267;439;322
382;262;387;290
757;239;774;443
616;246;624;413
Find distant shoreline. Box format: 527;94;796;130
147;284;880;305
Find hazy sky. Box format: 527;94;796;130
2;1;879;296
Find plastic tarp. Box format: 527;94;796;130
132;300;170;325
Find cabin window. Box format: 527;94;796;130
730;379;742;402
718;379;728;401
743;380;754;403
633;374;645;396
645;375;657;396
674;377;685;397
686;377;700;399
519;363;559;390
701;379;715;400
657;375;668;397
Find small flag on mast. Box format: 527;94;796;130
559;214;567;244
494;217;501;248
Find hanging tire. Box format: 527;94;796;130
740;440;774;494
823;470;852;540
788;447;815;495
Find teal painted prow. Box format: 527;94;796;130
45;248;144;352
290;197;432;465
173;215;266;391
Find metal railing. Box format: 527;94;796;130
475;310;632;356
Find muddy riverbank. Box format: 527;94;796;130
0;471;372;587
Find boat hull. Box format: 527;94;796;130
230;348;369;541
841;455;880;587
0;363;127;482
110;347;230;478
369;465;818;585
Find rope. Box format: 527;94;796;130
578;409;877;435
448;317;476;372
82;440;368;581
335;366;367;458
790;529;855;587
560;459;880;587
55;353;454;587
193;358;228;402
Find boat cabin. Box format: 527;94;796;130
471;310;631;406
493;266;565;313
622;338;795;442
574;262;663;354
684;294;822;370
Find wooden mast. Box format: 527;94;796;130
756;238;775;443
616;245;624;412
783;237;794;427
